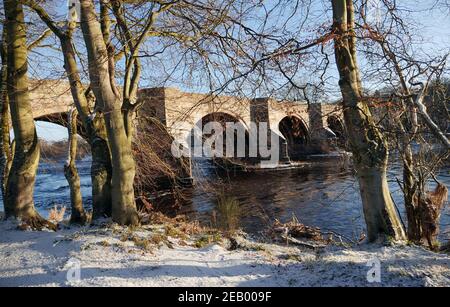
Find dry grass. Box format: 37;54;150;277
117;211;219;251
213;194;241;234
123;209;228;250
138;211;205;235
194;233;222;248
131;236;153;251
48;205;66;223
165;225;189;240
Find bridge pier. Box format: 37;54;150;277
250;98;291;164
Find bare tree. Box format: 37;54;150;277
23;0;114;220
79;0;140;225
0;26;12;201
232;0;407;242
330;0;406;242
2;0;53;229
65;108;87;224
357;0;449;247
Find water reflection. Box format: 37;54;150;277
182;159;366;240
0;156;448;242
180;158;449;241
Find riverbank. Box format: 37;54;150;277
0;217;449;287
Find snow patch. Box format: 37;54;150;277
0;221;449;287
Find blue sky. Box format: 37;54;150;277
35;122;68;142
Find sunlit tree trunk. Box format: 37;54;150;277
402;142;420;240
64;108;87;224
0;48;6;201
59;35;112;219
24;0;114;219
3;0;52;229
80;0;138;226
0;27;12;200
331;0;406;242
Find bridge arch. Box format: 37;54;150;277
35;112;88;141
326;115;345;139
194;111;250;130
189;111;251;160
278;115;309;160
326;115;347;149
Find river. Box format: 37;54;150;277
0;156;449;242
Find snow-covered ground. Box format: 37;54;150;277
0;220;449;287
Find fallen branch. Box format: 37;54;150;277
280;234;327;250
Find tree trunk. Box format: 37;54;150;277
24;0;114;220
0;27;12;200
79;0;138;226
3;0;53;229
59;36;112;219
371;34;448;245
331;0;405;242
104;110;138;225
64;108;87;224
0;54;6;200
402;148;420;241
90;136;112;218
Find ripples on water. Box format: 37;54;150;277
184;159;449;241
0;158;93;213
0;156;448;242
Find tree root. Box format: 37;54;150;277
18;213;57;231
70;211;89;226
113;208;140;226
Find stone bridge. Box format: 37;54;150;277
29;80;344;165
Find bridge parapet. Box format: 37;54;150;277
30;79;74;119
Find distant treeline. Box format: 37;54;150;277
40;138;91;162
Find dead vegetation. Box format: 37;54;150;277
40;139;90;162
133;116;191;204
269;215;324;241
126;208;225;250
265;214;357;250
48;205;67;224
416;183;448;250
211;194;241;235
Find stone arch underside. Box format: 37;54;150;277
188;112;255;164
327;115;345;139
278;115;309;160
34;112;88;140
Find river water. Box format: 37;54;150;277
0;156;449;242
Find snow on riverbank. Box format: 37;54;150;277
0;220;449;287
